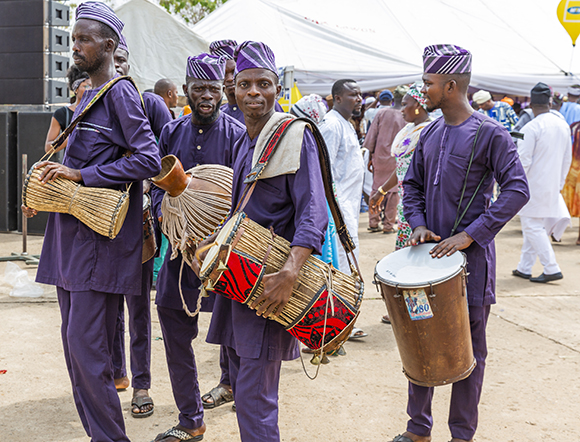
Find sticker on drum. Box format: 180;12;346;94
403;288;433;321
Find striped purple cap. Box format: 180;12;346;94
234;41;277;77
186;54;226;80
118;34;129;54
423;44;472;75
209;40;237;60
75;1;124;39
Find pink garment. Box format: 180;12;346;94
363;107;405;228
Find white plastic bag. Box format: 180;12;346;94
4;262;44;298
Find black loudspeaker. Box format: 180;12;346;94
0;111;17;232
16;111;53;234
0;0;70;105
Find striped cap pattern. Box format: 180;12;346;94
186;54;226;80
75;1;124;39
118;34;129;54
423;44;471;74
209;40;238;60
234;41;277;76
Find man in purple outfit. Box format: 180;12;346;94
22;2;161;442
149;53;245;442
210;39;284;127
200;41;328;441
110;34;173;417
394;45;530;442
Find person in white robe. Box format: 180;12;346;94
513;83;572;283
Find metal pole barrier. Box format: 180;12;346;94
0;154;40;265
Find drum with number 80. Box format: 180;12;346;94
374;243;475;387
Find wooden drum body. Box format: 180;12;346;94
375;243;475;387
142;193;157;263
200;212;364;353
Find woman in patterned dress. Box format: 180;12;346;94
369;83;431;323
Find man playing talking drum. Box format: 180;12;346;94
394;44;530;442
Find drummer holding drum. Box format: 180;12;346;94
385;45;530;442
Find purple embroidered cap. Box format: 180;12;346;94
118;34;129;54
209;40;238;60
423;44;472;75
75;1;124;40
234;41;277;77
186;53;226;80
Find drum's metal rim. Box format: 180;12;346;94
374;250;467;288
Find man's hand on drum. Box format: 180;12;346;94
429;231;473;258
407;225;441;246
250;246;312;318
21;205;37;218
36;161;82;184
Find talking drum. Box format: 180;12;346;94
199;212;364;353
22;163;130;239
374;243;475;387
152;155;233;267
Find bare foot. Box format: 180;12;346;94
114;376;129;391
132;388;153;416
152;423;206;442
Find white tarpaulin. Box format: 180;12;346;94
115;0;208;91
192;0;580;96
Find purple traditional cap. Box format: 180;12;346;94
186;53;226;80
209;40;238;60
118;34;129;54
234;41;277;77
423;44;472;75
75;1;124;40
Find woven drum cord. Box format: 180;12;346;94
298;261;335;380
66;183;82;214
160;164;233;318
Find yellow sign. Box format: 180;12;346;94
278;83;303;112
558;0;580;46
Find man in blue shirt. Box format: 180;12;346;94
473;89;518;131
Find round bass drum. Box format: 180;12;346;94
375;243;475;387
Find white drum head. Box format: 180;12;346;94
199;213;241;275
375;243;466;287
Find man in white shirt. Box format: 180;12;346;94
513;82;572;283
320;79;366;338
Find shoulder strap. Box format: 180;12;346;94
450;119;489;237
44;75;144;161
236;117;361;277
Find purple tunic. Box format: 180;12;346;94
36;76;162;296
403;112;529;306
151;112;246;312
143;91;172;139
206;127;328;360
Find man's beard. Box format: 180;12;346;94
352;109;362;118
188;96;220;124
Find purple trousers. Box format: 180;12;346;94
57;287;130;442
406;305;491;440
225;343;282;442
112;258;153;389
220;345;231;386
157;305;205;430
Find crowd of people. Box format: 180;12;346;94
19;2;580;442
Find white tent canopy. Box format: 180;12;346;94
192;0;580;96
116;0;208;92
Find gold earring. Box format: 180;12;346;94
415;108;420;115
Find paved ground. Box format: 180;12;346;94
0;215;579;441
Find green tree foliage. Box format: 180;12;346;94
159;0;228;24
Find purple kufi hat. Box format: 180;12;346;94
423;44;472;75
234;41;277;77
118;34;129;54
209;40;238;60
186;54;226;80
75;1;124;39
